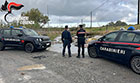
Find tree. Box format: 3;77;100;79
107;22;115;26
106;20;127;27
115;20;127;26
21;8;49;28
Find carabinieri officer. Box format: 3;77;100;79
61;25;72;57
76;25;86;58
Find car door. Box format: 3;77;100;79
98;32;119;58
3;29;13;46
0;29;3;42
111;32;136;62
11;29;24;46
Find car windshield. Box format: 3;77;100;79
23;29;39;36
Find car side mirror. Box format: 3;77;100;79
98;36;105;42
17;34;23;37
98;38;103;41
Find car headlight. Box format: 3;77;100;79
36;38;43;42
36;39;39;41
39;38;42;42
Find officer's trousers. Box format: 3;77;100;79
62;40;71;57
78;44;85;57
77;37;85;57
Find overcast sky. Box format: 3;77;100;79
0;0;138;27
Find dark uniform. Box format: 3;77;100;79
61;30;72;57
77;28;86;58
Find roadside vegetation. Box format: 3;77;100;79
39;24;140;40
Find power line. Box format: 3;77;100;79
91;0;109;12
96;0;126;26
98;0;129;21
83;0;125;27
81;0;109;27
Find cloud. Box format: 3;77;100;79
0;0;138;25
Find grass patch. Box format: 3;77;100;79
46;33;61;40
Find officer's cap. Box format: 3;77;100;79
79;24;83;28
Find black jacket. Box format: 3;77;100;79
77;29;86;44
61;30;72;43
77;29;86;38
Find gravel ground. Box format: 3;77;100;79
0;47;139;83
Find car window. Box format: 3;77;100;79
12;30;22;36
0;30;3;34
119;32;135;42
133;34;140;42
23;29;39;36
103;32;118;41
3;29;11;35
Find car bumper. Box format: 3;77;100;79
35;42;51;49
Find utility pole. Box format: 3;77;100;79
90;11;93;28
81;19;83;24
47;5;50;27
138;0;140;24
58;16;60;28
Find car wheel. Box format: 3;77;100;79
88;46;98;58
25;43;34;53
130;56;140;74
0;42;5;51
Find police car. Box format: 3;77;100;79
0;27;51;53
88;28;140;74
